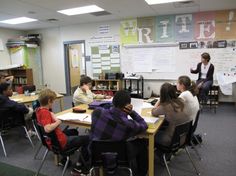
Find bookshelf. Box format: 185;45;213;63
92;79;122;95
0;68;33;91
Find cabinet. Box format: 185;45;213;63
0;67;33;91
92;79;122;95
123;76;144;98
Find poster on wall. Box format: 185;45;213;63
137;17;155;43
194;12;215;40
156;15;175;42
120;19;138;44
175;14;194;41
215;10;236;39
91;44;120;78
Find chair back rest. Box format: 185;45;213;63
191;110;200;134
23;85;36;93
0;108;25;128
33;116;62;153
170;120;193;151
90;140;129;167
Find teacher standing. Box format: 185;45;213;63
190;52;214;102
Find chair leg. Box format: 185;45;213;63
35;149;49;176
23;126;34;148
61;156;70;176
32;122;41;141
190;141;202;161
194;135;202;148
184;147;200;175
163;154;172;176
0;133;7;157
34;143;43;159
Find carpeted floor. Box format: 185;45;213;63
0;161;46;176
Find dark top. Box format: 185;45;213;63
0;95;29;118
91;107;148;141
191;62;214;82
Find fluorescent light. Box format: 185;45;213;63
58;5;104;16
145;0;188;5
0;17;37;24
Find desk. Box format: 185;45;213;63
10;93;64;111
56;100;164;176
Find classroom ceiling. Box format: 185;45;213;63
0;0;236;31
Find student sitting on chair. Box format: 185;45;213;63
152;83;190;147
73;75;111;106
177;76;200;123
91;90;148;176
190;52;214;102
36;88;90;174
0;83;33;129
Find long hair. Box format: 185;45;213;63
178;76;198;96
160;83;184;112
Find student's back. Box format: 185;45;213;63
179;90;199;123
152;103;190;146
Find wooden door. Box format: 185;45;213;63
68;44;82;94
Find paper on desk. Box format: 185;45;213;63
142;102;154;108
57;112;91;123
143;116;159;124
11;98;22;102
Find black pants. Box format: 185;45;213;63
63;129;90;164
127;139;148;176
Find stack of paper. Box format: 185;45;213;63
143;116;159;124
57;112;91;123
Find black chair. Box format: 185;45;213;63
23;85;36;93
156;121;200;176
89;140;132;176
0;108;34;157
34;121;79;176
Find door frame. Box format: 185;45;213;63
63;40;86;95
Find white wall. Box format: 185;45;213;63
0;28;25;66
30;20;120;94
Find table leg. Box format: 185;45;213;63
148;134;155;176
54;154;59;165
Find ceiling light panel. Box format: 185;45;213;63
0;17;37;24
145;0;189;5
58;5;104;16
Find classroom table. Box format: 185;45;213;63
56;99;164;176
10;93;64;111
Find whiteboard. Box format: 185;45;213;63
121;45;236;80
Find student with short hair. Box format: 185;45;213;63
0;82;33;124
177;76;200;123
152;83;190;147
73;75;111;106
91;90;148;176
0;73;14;86
36;88;90;174
190;52;214;102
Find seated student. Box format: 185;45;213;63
0;83;33;127
91;90;148;176
177;76;200;123
36;88;90;174
152;83;190;147
73;75;111;106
